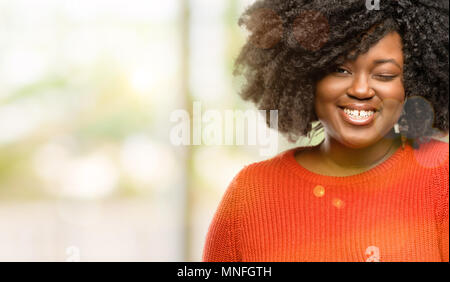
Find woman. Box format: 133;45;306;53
202;0;449;262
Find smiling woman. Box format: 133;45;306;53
203;0;449;262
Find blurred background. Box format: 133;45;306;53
0;0;447;262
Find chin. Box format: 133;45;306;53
339;135;378;149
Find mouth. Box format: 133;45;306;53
337;106;379;126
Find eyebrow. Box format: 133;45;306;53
373;59;402;69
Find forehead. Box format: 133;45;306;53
351;32;404;66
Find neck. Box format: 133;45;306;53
318;129;402;170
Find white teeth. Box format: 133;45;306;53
343;108;374;119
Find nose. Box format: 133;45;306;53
347;73;374;99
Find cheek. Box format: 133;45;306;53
314;77;346;117
374;80;405;101
379;97;404;123
375;81;405;121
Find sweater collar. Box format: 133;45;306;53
280;141;412;186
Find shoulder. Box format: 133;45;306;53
231;148;296;185
223;148;300;205
418;140;449;205
417;138;449;154
412;139;449;170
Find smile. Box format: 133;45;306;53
338;106;378;126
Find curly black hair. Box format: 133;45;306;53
233;0;449;148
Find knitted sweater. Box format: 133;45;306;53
202;140;449;262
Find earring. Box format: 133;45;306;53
401;134;407;150
399;97;408;149
394;123;407;149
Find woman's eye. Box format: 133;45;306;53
335;68;351;75
374;75;398;81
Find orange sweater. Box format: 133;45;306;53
202;140;449;262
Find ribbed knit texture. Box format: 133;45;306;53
202;139;449;262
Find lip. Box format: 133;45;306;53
337;106;377;126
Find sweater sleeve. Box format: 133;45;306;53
436;157;449;262
202;170;244;262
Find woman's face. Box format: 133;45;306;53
315;31;405;148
